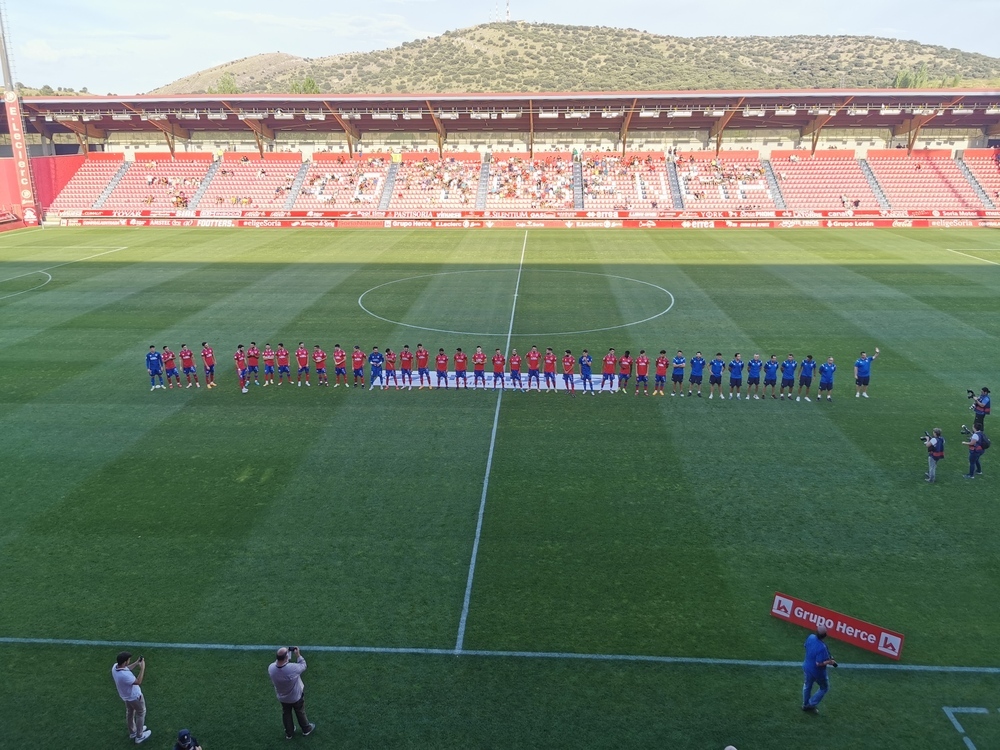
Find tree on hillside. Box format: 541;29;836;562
208;73;241;94
290;76;321;94
893;63;928;88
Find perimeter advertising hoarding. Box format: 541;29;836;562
3;91;39;225
771;592;904;660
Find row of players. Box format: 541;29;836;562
146;343;881;399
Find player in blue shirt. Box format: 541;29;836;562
779;354;797;400
797;355;817;402
818;357;836;401
146;345;164;391
578;349;594;395
746;354;763;400
802;623;837;712
727;353;745;400
853;347;879;398
762;355;779;399
708;353;725;400
689;351;706;397
670;350;686;396
368;347;385;391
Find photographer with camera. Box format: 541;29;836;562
268;646;315;740
111;651;151;744
962;426;987;479
921;428;944;483
970;387;991;432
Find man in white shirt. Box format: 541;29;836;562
111;651;151;744
268;647;315;740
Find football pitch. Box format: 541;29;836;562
1;226;999;749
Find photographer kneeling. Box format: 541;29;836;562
921;429;944;483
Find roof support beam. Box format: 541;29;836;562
222;101;273;158
709;98;744;155
892;97;963;154
323;101;359;157
619;98;637;156
59;119;106;140
801;97;853;154
426;100;447;159
20;104;55;140
121;104;189;156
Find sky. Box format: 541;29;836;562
5;0;999;94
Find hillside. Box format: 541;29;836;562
149;22;1000;95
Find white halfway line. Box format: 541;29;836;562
455;230;528;652
946;248;1000;267
0;246;129;284
0;637;998;674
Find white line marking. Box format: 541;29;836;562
946;248;1000;267
943;707;990;734
0;271;52;301
1;636;999;674
358;268;675;337
0;246;129;284
455;231;527;652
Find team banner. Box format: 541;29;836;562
770;592;904;660
3;91;39;226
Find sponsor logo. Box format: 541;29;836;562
771;594;793;618
242;220;283;228
22;206;38;225
770;592;904;660
891;220;913;228
638;220;657;228
878;632;902;657
681;220;715;229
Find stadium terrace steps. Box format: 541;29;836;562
49;158;127;213
771;151;881;211
859;159;891;209
572;161;585;209
196;157;304;211
864;151;986;211
93;161;132;209
292;156;392;210
475;159;490;210
378;163;400;210
761;160;787;210
189;160;221;210
102;157;212;211
666;160;684;209
956;157;996;209
283;162;313;210
962;151;1000;210
581;154;673;211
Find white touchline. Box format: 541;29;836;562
946;248;1000;267
0;246;129;284
455;230;528;653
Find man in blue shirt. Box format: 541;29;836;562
779;354;797;400
973;387;991;431
669;350;686;396
853;347;880;398
727;353;744;400
818;357;837;401
746;354;763;400
708;353;725;399
763;355;779;399
802;624;837;712
146;346;164;391
688;351;706;398
797;355;817;402
578;349;594;395
368;347;385;391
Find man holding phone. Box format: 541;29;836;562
268;646;315;740
112;651;151;744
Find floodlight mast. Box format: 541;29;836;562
0;5;15;91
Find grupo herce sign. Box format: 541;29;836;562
771;592;904;660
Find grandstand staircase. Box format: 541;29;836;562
762;160;787;209
666;160;684;209
283;162;312;210
572;162;584;210
475;156;491;210
859;159;892;210
377;163;400;210
956;157;995;209
93;161;132;209
189;160;221;210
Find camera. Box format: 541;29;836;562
968;390;976;399
961;425;972;436
918;431;930;442
287;646;297;653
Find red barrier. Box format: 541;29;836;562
771;592;904;660
30;154;86;210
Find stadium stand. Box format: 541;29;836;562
768;150;880;210
675;152;777;210
48;154;124;211
102;153;212;210
387;154;481;210
960;148;1000;206
292;154;392;210
580;153;673;210
486;154;575;210
864;150;986;211
197;153;304;209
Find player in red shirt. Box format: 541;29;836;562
384;348;399;390
246;342;261;386
561;349;576;397
543;347;558;392
332;344;347;387
654;350;669;396
262;343;276;386
276;343;292;386
492;349;506;390
162;345;181;389
454;348;469;389
234;345;249;393
416;344;432;389
201;342;217;388
472;346;487;390
295;342;310;387
179;344;199;388
435;348;449;389
351;345;367;388
313;345;328;386
509;349;523;392
526;346;542;392
399;345;414;390
635;350;650;396
618;350;633;394
601;348;617;394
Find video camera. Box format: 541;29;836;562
918;431;930;442
961;425;973;436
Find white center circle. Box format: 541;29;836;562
357;269;675;337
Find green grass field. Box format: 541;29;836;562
1;226;999;749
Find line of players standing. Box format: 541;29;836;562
146;343;882;401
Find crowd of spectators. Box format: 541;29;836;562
392;158;479;207
138;162;199;209
298;157;389;205
581;154;666;210
488;157;574;209
678;159;773;209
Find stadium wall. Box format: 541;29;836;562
31;154;87;209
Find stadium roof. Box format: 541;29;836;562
5;89;1000;146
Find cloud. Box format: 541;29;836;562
20;39;63;63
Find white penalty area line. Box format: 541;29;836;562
455;230;528;652
946;248;1000;267
0;246;130;284
0;636;997;674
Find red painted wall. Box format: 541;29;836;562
0;157;21;214
30;154;87;210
